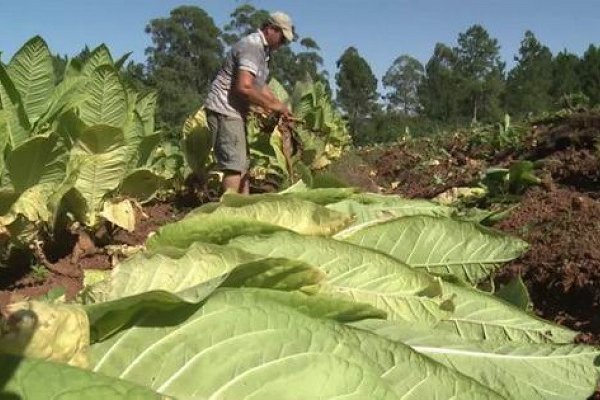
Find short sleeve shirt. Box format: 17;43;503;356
205;31;270;119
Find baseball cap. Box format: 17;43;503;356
269;11;294;43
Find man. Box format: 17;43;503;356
204;11;294;194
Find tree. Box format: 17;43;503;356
579;44;600;105
454;25;505;122
335;47;378;132
222;4;328;91
504;31;553;116
551;51;581;101
382;55;424;114
145;6;223;134
418;43;463;123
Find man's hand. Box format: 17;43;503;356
273;101;292;119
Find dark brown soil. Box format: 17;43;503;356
0;201;187;308
495;187;600;337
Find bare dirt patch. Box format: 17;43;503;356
0;200;188;308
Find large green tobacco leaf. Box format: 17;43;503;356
146;198;350;249
0;354;167;400
5;133;64;191
352;320;599;400
119;168;164;203
343;215;528;284
81;44;115;77
84;243;327;342
0;183;55;227
439;284;576;343
104;243;265;301
0;64;30;147
69;125;130;226
78;65;128;128
91;288;501;400
6;36;54;124
330;194;454;237
409;339;600;400
190;197;353;236
146;213;288;251
33;74;88;130
135;91;157;135
353;283;576;344
181;107;212;177
228;231;449;325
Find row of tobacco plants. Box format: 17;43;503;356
0;36;176;268
0;36;351;274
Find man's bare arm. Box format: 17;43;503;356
235;70;290;115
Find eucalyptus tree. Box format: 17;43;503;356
145;6;223;134
505;31;553;116
579;44;600;105
335;46;378;132
382;55;424;114
418;43;463;123
551;51;582;102
454;25;505;122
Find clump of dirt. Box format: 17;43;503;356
495;187;600;336
112;202;186;246
324;151;381;192
358;136;486;198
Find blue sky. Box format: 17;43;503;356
1;0;598;91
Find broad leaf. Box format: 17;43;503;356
69;125;129;226
0;65;30;147
5;133;62;191
0;183;55;227
100;199;136;231
190;197;353;236
181;107;212;177
7;36;54;123
228;231;449;325
146;213;288;251
353;320;599;400
438;284;576;343
119;168;164;203
343;215;528;284
0;354;166;400
81;44;115;76
84;243;326;342
220;187;358;207
78;65;128;128
331;194;455;238
91;288;501;399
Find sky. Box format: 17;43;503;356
1;0;599;91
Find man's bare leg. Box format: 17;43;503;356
240;173;250;194
222;171;250;194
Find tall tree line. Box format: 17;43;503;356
50;6;600;142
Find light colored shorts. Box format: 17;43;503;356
206;110;250;173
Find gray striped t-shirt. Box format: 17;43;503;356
205;31;270;119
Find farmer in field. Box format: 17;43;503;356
204;11;294;194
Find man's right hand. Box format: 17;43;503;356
274;101;292;119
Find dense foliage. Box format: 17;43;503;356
0;37;176;263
